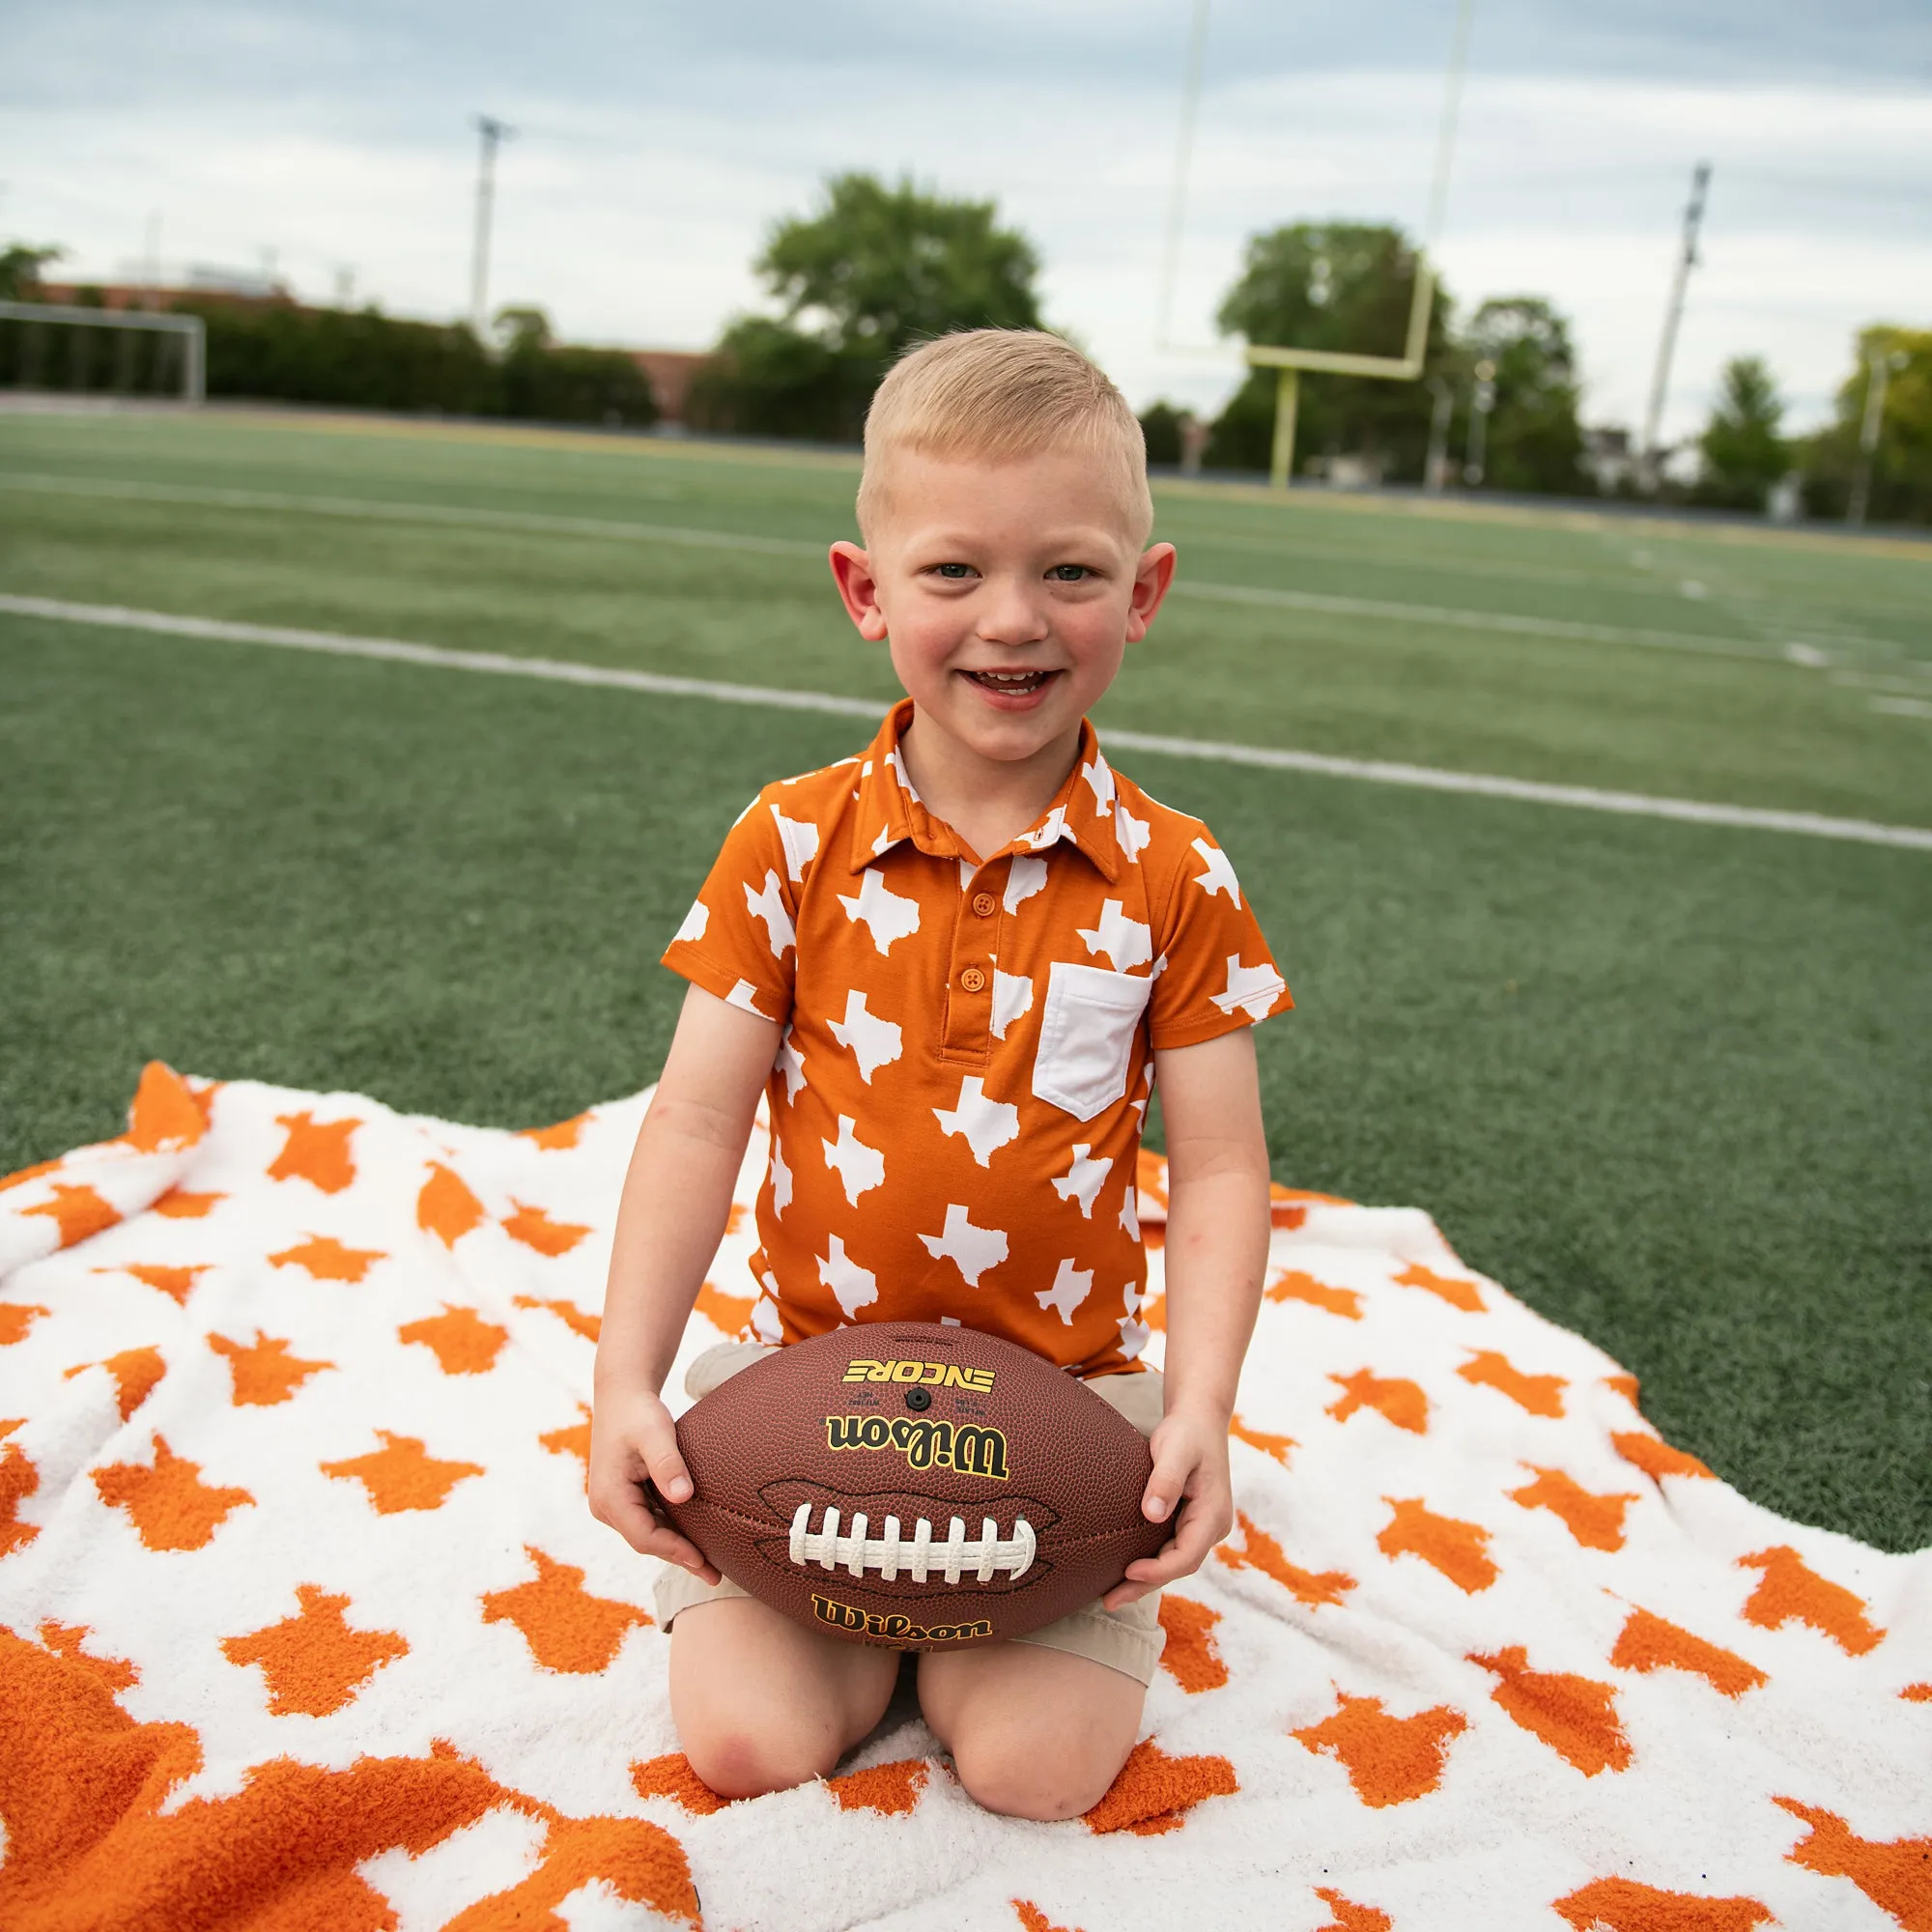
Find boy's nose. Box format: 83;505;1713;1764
976;581;1050;646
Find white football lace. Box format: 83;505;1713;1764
786;1504;1037;1583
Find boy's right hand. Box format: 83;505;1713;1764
587;1384;722;1583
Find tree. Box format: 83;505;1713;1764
0;242;61;299
1204;222;1456;480
1801;327;1932;526
1693;355;1787;511
688;173;1044;442
1139;402;1186;468
1463;297;1586;496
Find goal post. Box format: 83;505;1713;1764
0;301;206;405
1243;256;1436;491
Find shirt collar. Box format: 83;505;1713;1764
848;699;1123;884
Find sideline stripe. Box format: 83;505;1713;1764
4;591;1927;852
0;469;1790;666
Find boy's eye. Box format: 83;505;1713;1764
932;562;976;580
1046;564;1091;582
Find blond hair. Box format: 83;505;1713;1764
857;329;1152;544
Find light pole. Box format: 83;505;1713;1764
469;114;514;339
1848;345;1909;528
1640;160;1712;493
1425;376;1453;492
1463;359;1496;486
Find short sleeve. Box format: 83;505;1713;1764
660;790;799;1025
1146;826;1293;1050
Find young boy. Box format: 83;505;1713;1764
589;329;1289;1822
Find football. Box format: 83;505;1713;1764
655;1322;1167;1649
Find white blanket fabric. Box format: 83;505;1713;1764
1;1065;1926;1932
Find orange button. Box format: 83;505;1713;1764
959;967;987;994
971;892;997;918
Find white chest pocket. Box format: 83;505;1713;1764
1032;960;1152;1122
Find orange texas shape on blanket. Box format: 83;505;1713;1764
1378;1497;1499;1593
515;1293;603;1342
520;1110;589;1151
502;1201;590;1257
2;1427;40;1556
269;1235;384;1282
0;1302;50;1346
209;1330;334;1406
540;1405;593;1481
481;1547;651;1673
92;1435;253;1552
1228;1413;1295;1464
1293;1691;1467;1807
1469;1647;1633;1776
1775;1798;1932;1931
1081;1737;1238;1836
153;1188;223;1219
1327;1369;1429;1435
1552;1878;1772;1932
323;1432;485;1513
418;1163;486;1246
1614;1430;1715;1482
63;1346;166;1421
98;1263;208;1306
400;1304;509;1374
1395;1262;1486;1311
267;1111;360;1194
1313;1888;1393;1932
1265;1268;1362;1320
38;1621;139;1692
1510;1465;1639;1551
0;1625;699;1932
1216;1510;1355;1607
1459;1350;1567;1417
1610;1607;1768;1698
23;1182;121;1250
1739;1547;1887;1656
828;1757;928;1815
1157;1594;1230;1693
220;1585;409;1718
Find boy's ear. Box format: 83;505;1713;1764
829;541;890;641
1125;542;1178;643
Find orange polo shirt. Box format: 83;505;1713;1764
662;700;1292;1377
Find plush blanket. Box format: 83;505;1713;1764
1;1065;1925;1932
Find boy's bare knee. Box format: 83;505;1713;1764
685;1719;840;1801
952;1733;1127;1822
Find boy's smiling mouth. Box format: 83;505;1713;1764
960;668;1060;698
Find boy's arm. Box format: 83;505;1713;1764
1104;1025;1272;1609
589;982;781;1577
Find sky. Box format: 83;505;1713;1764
6;0;1929;440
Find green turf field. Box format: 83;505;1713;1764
2;406;1927;1549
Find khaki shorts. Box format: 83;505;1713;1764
653;1341;1166;1688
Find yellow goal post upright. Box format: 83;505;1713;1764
1244;257;1436;491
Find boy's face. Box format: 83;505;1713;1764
830;446;1175;781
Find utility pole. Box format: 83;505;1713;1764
469;114;514;339
1639;160;1712;491
1849;344;1909;527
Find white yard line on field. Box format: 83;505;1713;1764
5;591;1928;852
0;469;1797;667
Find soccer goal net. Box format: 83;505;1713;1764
0;301;206;404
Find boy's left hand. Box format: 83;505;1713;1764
1102;1406;1234;1610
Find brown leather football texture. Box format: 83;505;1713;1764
655;1322;1167;1649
